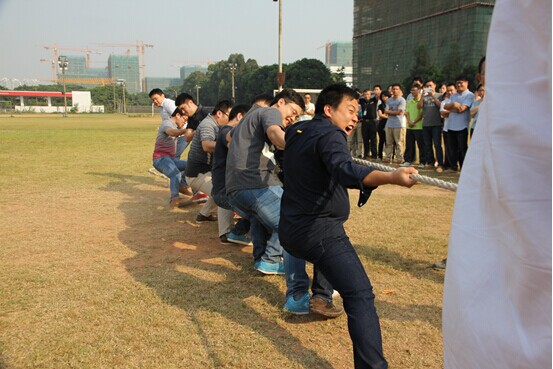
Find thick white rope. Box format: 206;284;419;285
352;157;458;192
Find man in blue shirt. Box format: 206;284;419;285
280;84;418;369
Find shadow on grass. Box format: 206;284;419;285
355;244;445;284
91;171;335;368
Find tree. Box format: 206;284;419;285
402;45;442;90
284;58;334;89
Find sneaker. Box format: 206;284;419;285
191;192;209;204
417;163;425;169
219;234;231;244
196;213;217;223
400;161;412;167
284;293;310;315
226;232;253;246
310;296;344;318
432;258;447;270
170;197;192;208
254;260;284;275
179;184;193;196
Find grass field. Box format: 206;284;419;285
0;114;456;369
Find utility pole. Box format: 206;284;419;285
229;63;237;102
195;85;201;105
275;0;284;91
58;56;69;117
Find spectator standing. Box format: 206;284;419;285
298;93;315;121
348;90;364;158
377;90;391;161
402;84;425;168
443;77;475;171
440;84;457;172
384;84;407;164
360;86;381;160
419;80;445;172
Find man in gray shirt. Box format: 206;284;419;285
185;100;233;230
418;80;445;172
384;83;407;163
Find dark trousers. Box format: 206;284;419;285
361;119;378;159
447;128;468;170
286;235;387;369
422;126;444;167
404;129;424;164
377;120;386;159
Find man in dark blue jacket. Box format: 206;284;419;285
280;84;418;369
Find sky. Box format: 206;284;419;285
0;0;354;82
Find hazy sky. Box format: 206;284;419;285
0;0;354;81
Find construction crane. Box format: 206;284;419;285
43;45;102;69
316;41;332;66
93;41;153;91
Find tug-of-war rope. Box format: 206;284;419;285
352;157;458;192
149;159;458;192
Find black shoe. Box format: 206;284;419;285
196;213;217;223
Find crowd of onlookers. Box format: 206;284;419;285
349;61;486;176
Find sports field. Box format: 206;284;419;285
0;114;456;368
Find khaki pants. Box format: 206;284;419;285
385;127;406;163
186;172;234;236
348;122;363;157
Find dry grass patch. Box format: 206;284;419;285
0;115;456;368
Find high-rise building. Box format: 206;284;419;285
108;55;140;93
57;56;108;79
180;65;208;82
327;42;353;68
353;0;495;88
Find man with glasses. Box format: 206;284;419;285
185;99;233;228
443;76;475;171
227;89;342;317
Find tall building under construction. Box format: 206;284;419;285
353;0;495;88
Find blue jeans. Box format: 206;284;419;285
152;156;188;201
212;190;250;236
228;186;284;264
422;126;443;167
286;235;388;369
229;186;329;299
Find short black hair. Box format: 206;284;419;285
373;84;382;90
410;84;421;90
228;104;251;121
251;93;273;106
392;83;402;89
149;88;164;97
413;76;423;83
380;90;391;99
171;107;185;117
270;88;306;112
211;99;233;115
314;84;357;115
175;92;195;106
455;75;469;82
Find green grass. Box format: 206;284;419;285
0;114;455;368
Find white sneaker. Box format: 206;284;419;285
417;163;425;169
400;162;412;167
